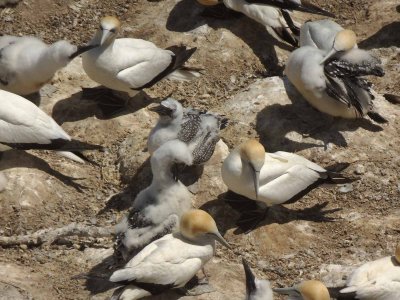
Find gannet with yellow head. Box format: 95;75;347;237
274;280;331;300
110;209;230;299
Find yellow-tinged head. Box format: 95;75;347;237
395;245;400;263
239;139;265;199
180;209;230;248
98;16;121;46
320;29;357;64
298;280;330;300
197;0;219;6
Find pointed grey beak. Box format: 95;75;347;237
210;232;231;249
273;286;300;297
100;29;114;46
250;165;260;200
242;258;257;296
69;44;98;60
148;104;173;116
260;0;335;17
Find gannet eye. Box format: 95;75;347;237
110;28;117;33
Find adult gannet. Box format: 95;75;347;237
196;0;334;47
274;280;330;300
242;258;273;300
147;98;228;166
114;140;194;262
285;34;387;122
0;35;96;95
221;139;355;229
82;16;201;114
300;19;358;52
332;245;400;300
0;90;104;162
110;209;230;299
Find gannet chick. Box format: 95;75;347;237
242;258;273;300
82;16;201;115
300;19;358;52
285;36;387;122
110;209;230;300
0;35;96;95
197;0;334;47
114;140;194;262
221;139;355;230
274;280;330;300
0;90;104;161
334;245;400;300
148;98;228;166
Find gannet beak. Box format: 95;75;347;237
242;258;257;296
69;44;98;59
273;287;300;297
100;29;114;46
251;166;260;200
320;48;337;65
148;103;173;116
292;0;335;17
210;232;231;249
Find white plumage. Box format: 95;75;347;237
111;209;230;300
339;248;400;300
242;258;273;300
0;35;94;95
82;16;200;99
114;140;193;261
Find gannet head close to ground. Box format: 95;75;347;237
320;29;357;64
274;280;330;300
242;258;273;300
110;209;230;299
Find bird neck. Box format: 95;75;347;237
150;153;177;187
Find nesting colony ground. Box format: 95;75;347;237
0;0;399;299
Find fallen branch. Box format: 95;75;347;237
0;223;114;247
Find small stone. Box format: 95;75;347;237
73;244;80;250
339;183;353;193
355;164;365;175
19;244;28;250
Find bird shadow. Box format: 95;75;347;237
166;0;294;74
358;21;400;49
0;150;87;192
255;78;383;152
201;192;342;235
52;89;151;125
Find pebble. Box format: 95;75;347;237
339;183;353;193
355;164;365;175
19;244;28;250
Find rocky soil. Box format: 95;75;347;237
0;0;399;299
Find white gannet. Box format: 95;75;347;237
0;35;96;95
147;98;228;166
242;258;273;300
114;139;194;262
196;0;334;47
82;16;201;115
221;139;355;229
110;209;230;299
300;19;358;52
273;280;330;300
0;90;104;162
285;31;387;123
334;245;400;300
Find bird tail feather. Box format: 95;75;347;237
327;286;357;299
322;162;359;184
166;68;202;81
367;111;388;124
165;45;203;81
59;139;106;152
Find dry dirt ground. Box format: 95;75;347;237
0;0;399;299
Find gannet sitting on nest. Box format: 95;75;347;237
0;35;96;95
274;280;331;299
0;90;104;163
82;16;201;116
327;245;400;300
147;98;228;167
114;140;193;262
221;139;356;231
242;258;273;300
285;29;387;123
196;0;334;47
110;209;230;299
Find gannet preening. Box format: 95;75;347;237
0;90;104;162
148;98;228;167
300;19;358;52
242;258;273;300
110;209;230;300
82;16;201;115
114;140;194;262
0;35;96;95
274;280;330;300
221;139;355;230
327;245;400;300
197;0;334;47
285;34;387;123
